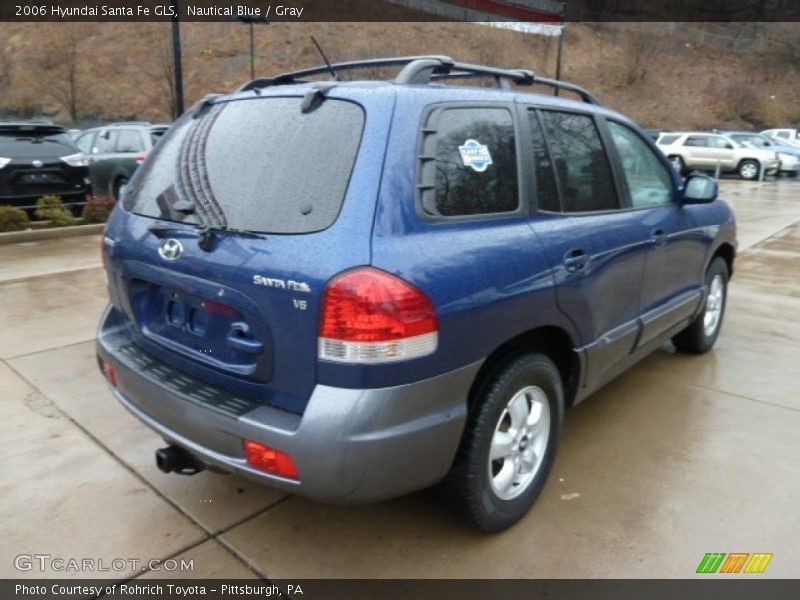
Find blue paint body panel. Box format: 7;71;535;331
101;81;737;417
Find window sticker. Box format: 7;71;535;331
458;139;494;172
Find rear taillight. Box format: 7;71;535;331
318;267;438;363
243;440;299;480
135;154;147;165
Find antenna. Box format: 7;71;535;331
310;35;340;81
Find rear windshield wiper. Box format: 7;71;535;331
148;223;265;252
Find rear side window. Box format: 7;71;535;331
684;136;708;147
539;111;618;213
94;130;118;153
419;107;519;217
116;130;144;153
126;97;365;234
657;134;680;146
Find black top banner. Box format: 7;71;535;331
2;0;800;22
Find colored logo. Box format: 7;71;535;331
458;139;493;172
696;552;773;574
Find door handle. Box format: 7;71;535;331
651;229;668;246
226;322;264;354
563;249;589;273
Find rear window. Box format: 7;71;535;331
126;97;365;234
0;130;77;158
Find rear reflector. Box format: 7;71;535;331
243;440;299;480
319;267;438;363
135;154;147;165
102;361;117;387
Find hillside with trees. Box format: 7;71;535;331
0;21;798;130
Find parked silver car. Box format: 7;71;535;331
657;132;780;180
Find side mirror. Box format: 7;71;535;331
682;174;718;204
725;143;734;149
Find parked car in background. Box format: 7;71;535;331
723;131;800;176
0;122;91;211
656;131;780;180
761;128;800;149
75;122;169;200
97;56;737;532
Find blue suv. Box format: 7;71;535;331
96;56;736;532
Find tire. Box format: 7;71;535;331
672;257;729;354
738;160;760;181
113;177;128;201
440;353;564;532
668;155;685;173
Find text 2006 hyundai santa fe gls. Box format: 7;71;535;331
96;56;736;532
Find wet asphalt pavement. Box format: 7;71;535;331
1;178;799;579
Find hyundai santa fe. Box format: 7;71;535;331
96;56;736;532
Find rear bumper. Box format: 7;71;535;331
97;304;480;503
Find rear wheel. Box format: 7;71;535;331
672;257;729;353
738;160;760;181
440;353;563;532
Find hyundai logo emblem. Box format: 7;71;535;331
158;238;184;261
31;160;44;168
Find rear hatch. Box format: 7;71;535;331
0;124;89;206
104;90;392;414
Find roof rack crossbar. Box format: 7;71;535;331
237;56;454;92
236;55;600;105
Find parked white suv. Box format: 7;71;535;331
657;132;780;180
761;129;800;150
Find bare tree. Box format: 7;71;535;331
28;24;83;122
155;25;179;119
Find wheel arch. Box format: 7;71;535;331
468;325;581;411
710;241;735;278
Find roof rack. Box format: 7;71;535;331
237;55;601;105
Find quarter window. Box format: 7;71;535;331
608;122;674;208
539;111;618;213
421;107;519;217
